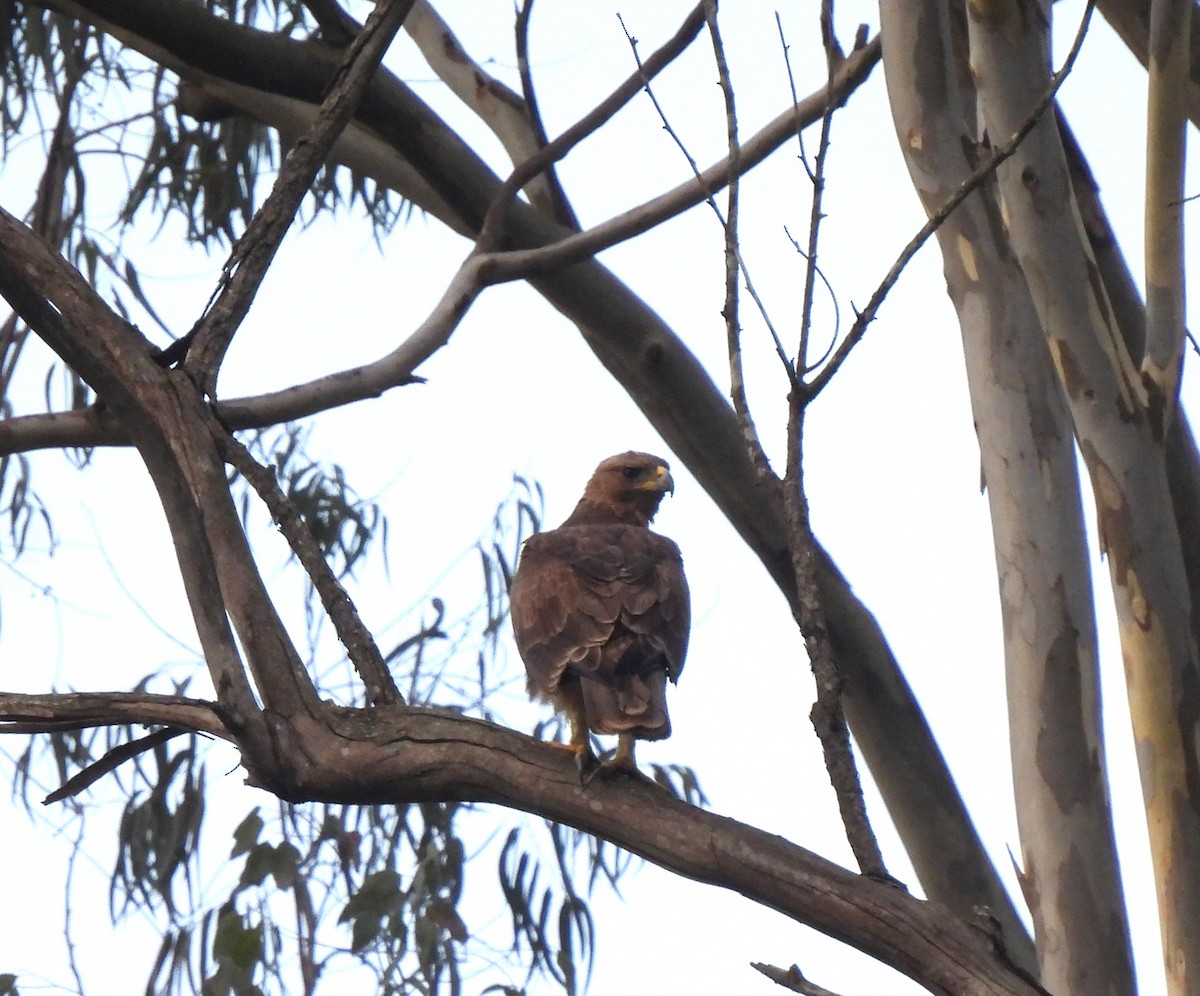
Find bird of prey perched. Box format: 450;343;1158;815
509;451;690;776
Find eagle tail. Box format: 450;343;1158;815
580;669;671;740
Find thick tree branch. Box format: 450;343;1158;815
1097;0;1200;126
879;4;1133;989
514;0;579;229
0;205;317;746
189;702;1054;996
971;5;1200;991
403;0;561;220
0;684;1046;993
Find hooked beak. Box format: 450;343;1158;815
635;464;674;495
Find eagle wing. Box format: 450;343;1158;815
510;523;689;737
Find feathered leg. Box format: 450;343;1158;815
610;732;638;772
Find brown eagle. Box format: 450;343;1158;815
509;452;690;775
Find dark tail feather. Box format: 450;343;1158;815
580;669;671;739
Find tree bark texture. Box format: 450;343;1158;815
878;3;1134;992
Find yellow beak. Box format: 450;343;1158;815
635;465;674;495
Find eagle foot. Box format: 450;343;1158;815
544;740;600;785
583;753;657;787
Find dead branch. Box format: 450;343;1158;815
0;690;231;738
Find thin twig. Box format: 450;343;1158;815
64;812;88;993
621;5;797;383
796;2;837;373
805;0;1096;400
784;224;841;370
781;3;890;880
706;1;773;478
515;0;580;229
777;13;815;184
213;426;404;708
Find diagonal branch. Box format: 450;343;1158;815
263;705;1047;996
0;205;318;737
180;0;417;393
215;425;403;707
480;35;880;281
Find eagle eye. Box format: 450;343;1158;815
621;466;641;480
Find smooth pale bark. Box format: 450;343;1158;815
1142;0;1191;431
1065;118;1200;745
969;3;1200;991
16;0;1029;960
878;3;1133;991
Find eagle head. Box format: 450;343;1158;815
573;451;675;526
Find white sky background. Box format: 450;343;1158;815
0;0;1191;993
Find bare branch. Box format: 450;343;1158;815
795;4;837;373
514;0;579;228
0;690;231;738
215;425;403;707
706;2;771;477
403;1;562;223
0;257;485;456
785;423;889;879
481;36;880;282
181;0;418;392
0;39;879;460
